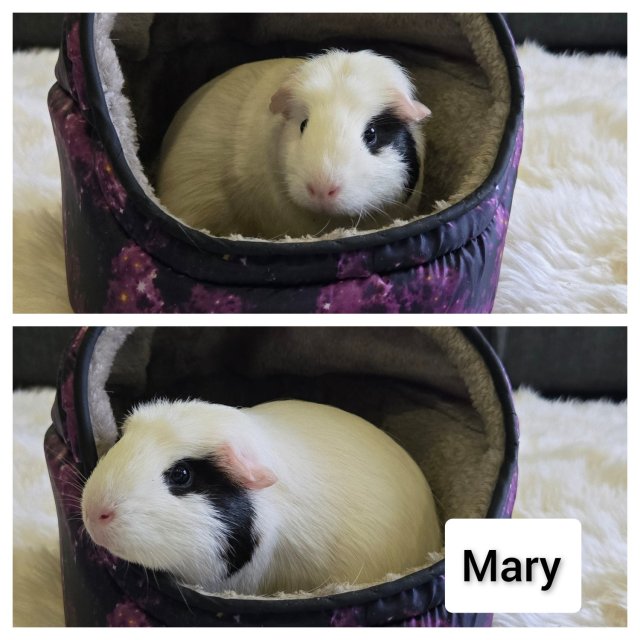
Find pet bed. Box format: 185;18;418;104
44;326;519;626
48;13;524;313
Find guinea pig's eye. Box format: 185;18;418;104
363;126;377;147
300;119;308;134
165;461;193;488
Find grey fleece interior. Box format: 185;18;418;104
94;13;511;240
87;327;505;594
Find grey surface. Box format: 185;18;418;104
13;327;78;388
505;13;626;53
13;13;65;50
480;327;627;399
14;327;627;400
13;13;627;53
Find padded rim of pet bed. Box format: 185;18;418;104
77;13;524;286
63;326;518;612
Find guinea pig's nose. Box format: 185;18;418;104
306;182;341;200
86;504;116;527
98;509;115;524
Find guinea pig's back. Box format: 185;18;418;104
245;400;442;588
156;58;300;232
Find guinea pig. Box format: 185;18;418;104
81;398;441;595
156;49;430;238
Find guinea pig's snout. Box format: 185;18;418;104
305;179;342;210
83;501;118;547
97;508;115;524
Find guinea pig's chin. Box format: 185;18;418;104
291;194;358;219
306;202;351;217
85;524;144;566
95;536;154;570
86;526;121;558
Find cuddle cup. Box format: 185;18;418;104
49;13;524;313
45;327;518;626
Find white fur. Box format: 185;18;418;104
156;50;427;238
81;399;441;595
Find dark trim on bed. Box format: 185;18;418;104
461;327;519;520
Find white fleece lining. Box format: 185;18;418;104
87;326;135;457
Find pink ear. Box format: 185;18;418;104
390;90;431;123
216;443;277;490
269;85;294;118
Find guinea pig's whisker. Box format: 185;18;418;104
140;565;154;595
367;204;394;224
431;491;446;514
369;205;388;217
64;480;86;495
64;466;89;488
352;562;366;585
173;581;194;613
66;506;84;519
64;462;87;478
378;195;425;219
121;560;132;580
64;491;83;502
308;572;335;594
180;226;203;249
152;570;162;591
82;532;99;550
68;514;85;525
311;219;332;238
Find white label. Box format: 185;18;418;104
445;519;581;613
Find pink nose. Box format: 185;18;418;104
87;506;115;527
84;505;116;547
306;182;341;200
98;509;115;524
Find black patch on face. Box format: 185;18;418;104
163;458;257;577
363;109;420;200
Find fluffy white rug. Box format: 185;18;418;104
13;50;70;314
12;43;627;313
13;386;626;627
494;44;627;313
492;388;627;627
13;388;65;627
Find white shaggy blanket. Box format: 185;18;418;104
13;44;627;313
13;387;626;627
494;44;627;313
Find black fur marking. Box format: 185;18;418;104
363;109;420;200
163;458;257;577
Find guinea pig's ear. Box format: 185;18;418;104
215;443;277;490
269;84;294;119
390;90;431;123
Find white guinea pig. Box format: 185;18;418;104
81;399;441;595
156;49;430;238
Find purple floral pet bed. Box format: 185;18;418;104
45;327;518;626
48;13;524;313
